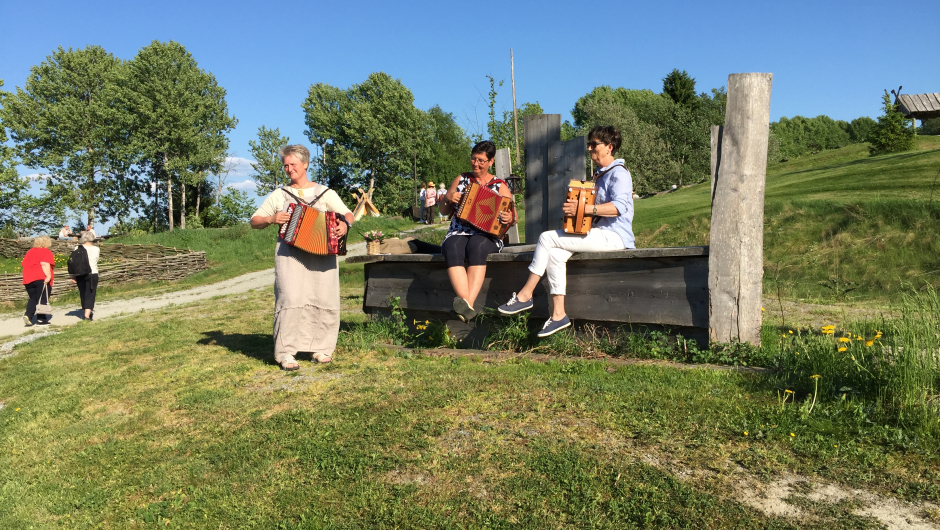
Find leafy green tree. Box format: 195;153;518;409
662;69;696;106
489;102;544;178
127;40;236;231
249;126;290;195
419;106;470;190
0;46;140;228
303;72;423;213
868;90;915;156
847;116;876;142
922;118;940;135
202;189;255;227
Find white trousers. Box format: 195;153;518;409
529;228;625;295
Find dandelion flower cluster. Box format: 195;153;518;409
822;325;835;335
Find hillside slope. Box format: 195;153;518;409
635;136;940;303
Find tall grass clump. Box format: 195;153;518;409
772;285;940;439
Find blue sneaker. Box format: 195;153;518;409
537;316;571;338
498;292;534;315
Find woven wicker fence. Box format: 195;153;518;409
0;239;209;301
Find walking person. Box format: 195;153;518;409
425;181;437;224
22;236;55;326
68;231;100;321
497;126;635;337
250;145;354;370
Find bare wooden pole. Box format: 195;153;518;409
708;73;773;346
511;49;521;167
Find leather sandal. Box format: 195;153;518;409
312;352;333;364
280;356;300;371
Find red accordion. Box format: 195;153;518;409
454;181;514;238
278;203;347;256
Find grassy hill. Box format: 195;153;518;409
635;135;940;303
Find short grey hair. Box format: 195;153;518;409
278;144;310;166
79;231;96;244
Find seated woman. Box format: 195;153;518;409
497;126;635;337
438;140;515;322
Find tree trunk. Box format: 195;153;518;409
152;180;158;233
180;180;187;229
167;176;174;231
195;181;202;223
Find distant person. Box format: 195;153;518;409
82;224;97;240
57;224;74;241
497;125;635;337
437;183;446;221
438;140;516;322
249;144;353;370
22;236;55;326
425;181;437;224
419;185;427;223
68;231;100;321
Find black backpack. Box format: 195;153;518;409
67;246;92;276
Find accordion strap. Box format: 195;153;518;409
279;186;331;209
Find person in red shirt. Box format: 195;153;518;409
22;236;54;326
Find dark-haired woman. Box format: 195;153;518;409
497;126;635;337
438;140;516;322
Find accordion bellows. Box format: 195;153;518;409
563;180;596;235
455;181;514;238
278;203;347;256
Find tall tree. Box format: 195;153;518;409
0;46;140;228
127;40;236;230
868;90;915;156
248;126;290;195
662;69;697;106
303;72;423;213
418;106;470;187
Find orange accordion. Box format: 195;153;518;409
454;180;515;238
278;203;347;256
563;180;596;235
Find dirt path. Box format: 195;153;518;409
0;240;370;338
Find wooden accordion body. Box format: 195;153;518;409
563;180;596;235
278;203;347;256
455;181;514;238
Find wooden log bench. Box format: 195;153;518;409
346;245;709;346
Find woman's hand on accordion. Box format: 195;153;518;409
562;198;579;217
334;219;348;238
498;210;513;225
273;211;291;225
446;191;462;206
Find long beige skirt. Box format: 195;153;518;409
273;241;340;363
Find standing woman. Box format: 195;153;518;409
69;231;100;321
22;236;55;326
250;145;354;370
497;126;635;337
438;140;516;322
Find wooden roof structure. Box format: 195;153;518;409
897;93;940;120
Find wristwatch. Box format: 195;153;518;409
592;205;597;216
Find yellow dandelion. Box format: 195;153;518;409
788;330;794;334
865;340;874;347
838;337;851;343
744;431;749;436
784;389;794;394
856;336;863;341
810;374;821;379
761;307;765;312
838;347;847;352
15;408;20;411
790;433;795;437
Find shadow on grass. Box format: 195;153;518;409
198;330;277;366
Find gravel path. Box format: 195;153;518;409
0;240;369;338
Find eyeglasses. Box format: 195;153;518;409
470;157;490;165
588;141;607;149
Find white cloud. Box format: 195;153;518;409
224;156;256;178
24;173;51;181
225;179;257;191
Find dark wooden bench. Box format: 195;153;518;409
347;245;709;345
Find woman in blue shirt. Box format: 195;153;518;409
497;126;635;337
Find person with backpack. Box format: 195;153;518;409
68;231;100;321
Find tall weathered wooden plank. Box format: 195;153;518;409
547;136;587;231
710;125;723;205
523;114;561;243
494;147;520;244
708;73;772;345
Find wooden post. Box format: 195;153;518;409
494;148;520;244
547;136;587;230
708;73;772;346
511;49;521;167
710;125;723;205
523;114;561;243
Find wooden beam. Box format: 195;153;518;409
523;114;561;243
494;147;520;244
710;125;723;206
708;73;773;346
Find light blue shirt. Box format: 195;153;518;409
593;159;635;249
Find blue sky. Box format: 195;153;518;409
2;0;938;230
